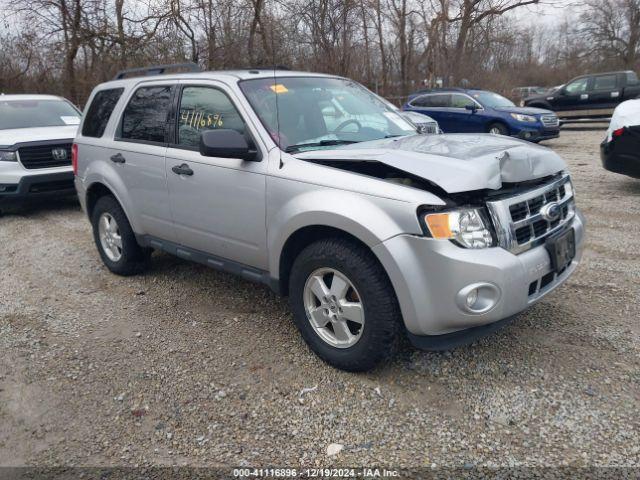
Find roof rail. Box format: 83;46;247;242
114;63;201;80
247;65;291;71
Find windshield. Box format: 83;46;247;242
471;92;516;108
239;77;417;152
0;99;80;130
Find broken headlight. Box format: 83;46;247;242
422;208;495;249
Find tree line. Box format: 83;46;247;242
1;0;638;106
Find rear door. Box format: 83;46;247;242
407;94;453;131
165;81;268;269
587;73;620;114
111;82;177;241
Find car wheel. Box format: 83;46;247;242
91;195;149;276
288;238;401;371
488;123;509;135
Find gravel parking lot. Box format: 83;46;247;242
0;127;639;470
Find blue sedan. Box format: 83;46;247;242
403;88;560;142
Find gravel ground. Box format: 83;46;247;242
0;127;639;471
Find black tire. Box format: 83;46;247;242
91;195;149;276
288;238;401;372
488;122;509;135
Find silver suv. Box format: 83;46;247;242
74;66;585;371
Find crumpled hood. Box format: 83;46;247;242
294;133;566;193
0;126;78;148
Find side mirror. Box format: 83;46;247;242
465;104;478;113
199;129;259;161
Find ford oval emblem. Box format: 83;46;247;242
540;202;561;222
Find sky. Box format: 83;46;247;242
509;0;586;27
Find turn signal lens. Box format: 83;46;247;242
423;209;495;249
72;143;78;175
424;213;452;238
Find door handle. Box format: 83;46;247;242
172;163;194;176
110;153;126;164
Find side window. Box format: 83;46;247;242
626;71;639;85
593;74;617;91
120;85;173;143
82;88;124;138
450;94;476;108
411;94;450;108
565;78;589;94
178;86;246;148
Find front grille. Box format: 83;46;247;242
541;115;559;128
418;122;439;134
18;143;72;169
487;174;575;254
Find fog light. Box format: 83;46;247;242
466;289;478;308
456;282;501;314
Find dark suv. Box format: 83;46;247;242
524;71;640;121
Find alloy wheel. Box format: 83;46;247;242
303;268;365;348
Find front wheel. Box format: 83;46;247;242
288;238;401;371
488;122;509;135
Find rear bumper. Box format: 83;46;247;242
0;170;76;200
601;139;640;179
373;210;585;342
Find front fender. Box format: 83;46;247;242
267;186;422;280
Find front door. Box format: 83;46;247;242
165;83;268;270
554;77;590;116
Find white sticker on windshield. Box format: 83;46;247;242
61;116;80;125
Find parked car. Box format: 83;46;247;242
74;66;584;371
601;99;640;179
403;88;560;142
0;94;81;205
524;71;640;121
511;86;549;101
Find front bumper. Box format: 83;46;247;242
516;127;560;142
0;170;75;201
373;210;585;343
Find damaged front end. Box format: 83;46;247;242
293;132;576;255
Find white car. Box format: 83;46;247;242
0;94;81;205
601;98;640;178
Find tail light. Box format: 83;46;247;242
612;128;625;137
72;143;78;175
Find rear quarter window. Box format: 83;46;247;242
82;88;124;138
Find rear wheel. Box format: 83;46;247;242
289;238;401;371
91;195;149;276
488;122;509;135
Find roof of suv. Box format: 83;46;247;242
101;69;338;88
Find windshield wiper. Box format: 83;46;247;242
284;139;360;153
